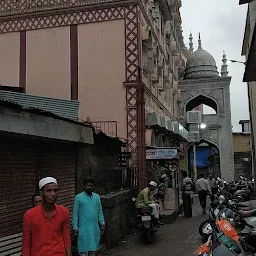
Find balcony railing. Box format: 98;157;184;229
90;119;118;137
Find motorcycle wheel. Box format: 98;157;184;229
139;230;155;244
199;219;211;237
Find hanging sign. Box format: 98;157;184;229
146;148;178;160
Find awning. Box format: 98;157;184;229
146;112;188;141
243;24;256;82
0;102;94;144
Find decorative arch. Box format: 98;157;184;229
188;139;219;153
185;94;218;113
184;94;219;115
187;139;220;177
178;78;234;181
179;88;225;119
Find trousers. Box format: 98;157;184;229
199;190;208;210
80;252;96;256
182;193;192;218
148;203;160;219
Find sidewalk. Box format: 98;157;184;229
103;196;205;256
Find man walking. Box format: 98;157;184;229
196;174;211;214
72;177;105;256
208;172;217;201
182;171;193;218
22;177;72;256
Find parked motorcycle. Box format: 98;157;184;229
137;207;158;243
195;213;245;256
199;194;256;239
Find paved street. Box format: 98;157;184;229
103;196;206;256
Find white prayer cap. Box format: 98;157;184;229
161;174;167;179
149;181;158;187
39;177;57;190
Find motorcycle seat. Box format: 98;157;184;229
138;207;152;215
237;208;256;218
238;201;252;207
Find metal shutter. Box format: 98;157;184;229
0;138;37;237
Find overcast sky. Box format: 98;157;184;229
180;0;249;132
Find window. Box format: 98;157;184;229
243;122;250;133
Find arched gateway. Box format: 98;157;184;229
179;34;234;181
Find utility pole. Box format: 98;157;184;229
193;144;197;182
137;65;147;191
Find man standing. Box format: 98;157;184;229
22;177;72;256
196;174;211;214
182;171;193;218
208;172;217;201
72;177;105;256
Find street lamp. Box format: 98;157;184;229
229;59;246;65
200;123;207;129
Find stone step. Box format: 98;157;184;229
160;209;178;224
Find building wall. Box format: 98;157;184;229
0;20;126;138
233;133;251;152
234;151;252;180
26;27;71;99
101;188;136;249
0;32;19;86
139;0;188;151
242;1;256;178
233;134;252;179
77;20;126;139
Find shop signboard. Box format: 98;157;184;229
146;148;178;160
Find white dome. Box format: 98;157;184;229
184;45;219;79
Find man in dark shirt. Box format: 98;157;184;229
182;171;193;218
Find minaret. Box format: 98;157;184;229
198;33;202;50
189;31;194;53
221;51;229;77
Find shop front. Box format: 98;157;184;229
145;112;189;212
146;147;181;212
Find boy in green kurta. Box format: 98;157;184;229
72;177;105;256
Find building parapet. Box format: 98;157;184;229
0;0;129;18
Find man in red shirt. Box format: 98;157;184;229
22;177;72;256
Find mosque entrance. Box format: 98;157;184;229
188;140;220;179
178;34;234;181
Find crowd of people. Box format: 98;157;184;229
23;171;216;255
182;171;217;217
22;176;105;256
